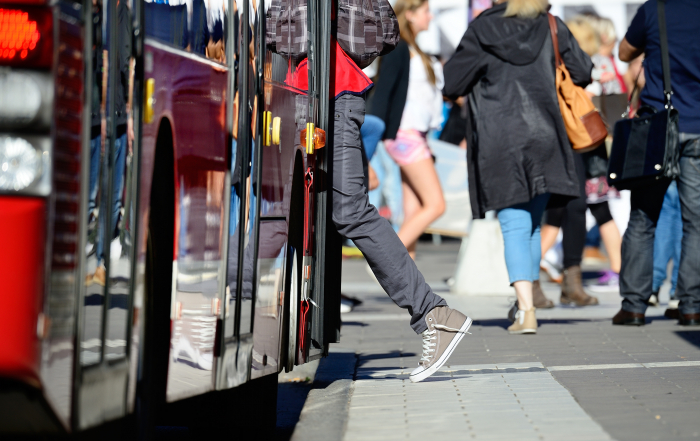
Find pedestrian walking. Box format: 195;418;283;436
268;0;473;381
565;15;624;294
613;0;700;327
367;0;446;261
540;162;601;308
652;181;682;312
444;0;593;334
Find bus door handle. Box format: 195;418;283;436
263;111;272;146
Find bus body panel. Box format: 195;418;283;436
0;0;332;432
141;40;228;403
0;197;47;386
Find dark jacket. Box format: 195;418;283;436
366;40;410;140
443;4;593;219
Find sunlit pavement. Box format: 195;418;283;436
281;240;700;441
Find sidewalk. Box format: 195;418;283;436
286;242;700;441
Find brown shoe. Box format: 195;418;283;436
612;309;645;326
93;265;106;286
561;266;599;306
679;313;700;326
533;280;554;309
409;306;472;383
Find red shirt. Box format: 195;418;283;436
285;37;373;99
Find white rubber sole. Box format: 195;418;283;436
508;328;537;335
409;317;473;383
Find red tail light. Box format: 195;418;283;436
0;6;52;68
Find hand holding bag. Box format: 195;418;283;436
607;0;680;190
548;14;607;153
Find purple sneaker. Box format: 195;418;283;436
588;270;619;293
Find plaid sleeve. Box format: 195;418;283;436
266;0;282;51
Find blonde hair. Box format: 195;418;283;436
589;17;617;46
503;0;549;19
566;16;600;56
394;0;436;85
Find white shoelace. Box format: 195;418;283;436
419;324;471;363
419;329;437;362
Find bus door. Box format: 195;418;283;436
138;0;230;404
218;0;316;384
305;0;339;361
216;0;251;388
73;0;141;429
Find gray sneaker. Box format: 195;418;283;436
409;306;472;383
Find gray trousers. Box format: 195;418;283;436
331;94;446;334
620;135;700;315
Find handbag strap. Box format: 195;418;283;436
547;13;562;68
657;0;674;107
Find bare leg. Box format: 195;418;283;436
599;220;622;273
513;280;534;311
540;224;559;259
397;158;446;252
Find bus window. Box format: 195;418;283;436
104;0;136;362
143;0;227;64
226;0;256;337
81;0;136;365
224;0;242;340
81;0;106;367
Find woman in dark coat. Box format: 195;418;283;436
443;0;592;334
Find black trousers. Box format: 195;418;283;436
544;153;587;269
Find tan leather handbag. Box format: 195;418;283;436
548;14;606;153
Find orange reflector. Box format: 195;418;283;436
300;125;326;154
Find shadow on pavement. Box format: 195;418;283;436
339;321;368;327
473;316;677;329
277;382;313;441
358;351;416;361
276;350;357;441
674;329;700;350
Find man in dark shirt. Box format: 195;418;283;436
614;0;700;326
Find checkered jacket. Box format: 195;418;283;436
266;0;400;68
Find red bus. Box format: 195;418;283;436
0;0;340;434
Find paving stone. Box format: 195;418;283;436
286;243;700;441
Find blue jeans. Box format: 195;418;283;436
620;135;700;315
96;133;127;264
369;142;403;230
360;114;385;162
88;134;101;213
652;181;682;296
498;194;550;284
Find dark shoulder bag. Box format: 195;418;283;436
607;0;680;190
